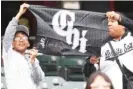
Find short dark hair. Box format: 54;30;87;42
115;11;125;25
85;71;114;89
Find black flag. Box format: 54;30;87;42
29;5;109;56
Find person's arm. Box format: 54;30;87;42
106;11;133;33
30;59;45;85
120;15;133;33
2;17;19;52
99;43;110;71
2;3;30;53
27;48;45;84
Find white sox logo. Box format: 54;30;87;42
52;10;88;53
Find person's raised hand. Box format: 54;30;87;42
18;3;30;15
15;3;30;20
106;11;121;22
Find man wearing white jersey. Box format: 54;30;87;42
2;3;45;89
100;11;133;89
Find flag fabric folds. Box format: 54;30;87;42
29;5;109;56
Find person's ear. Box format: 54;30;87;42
122;26;125;30
120;25;125;30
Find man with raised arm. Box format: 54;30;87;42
2;3;45;89
100;11;133;89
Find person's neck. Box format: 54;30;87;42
18;51;25;56
13;49;26;56
113;31;125;41
113;36;122;41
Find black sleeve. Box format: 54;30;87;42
120;15;133;34
83;57;96;77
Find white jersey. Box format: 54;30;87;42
2;17;45;89
100;32;133;89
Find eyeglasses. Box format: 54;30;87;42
14;36;28;41
90;83;111;89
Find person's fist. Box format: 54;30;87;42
18;3;30;15
28;47;38;64
106;11;121;22
89;56;99;64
